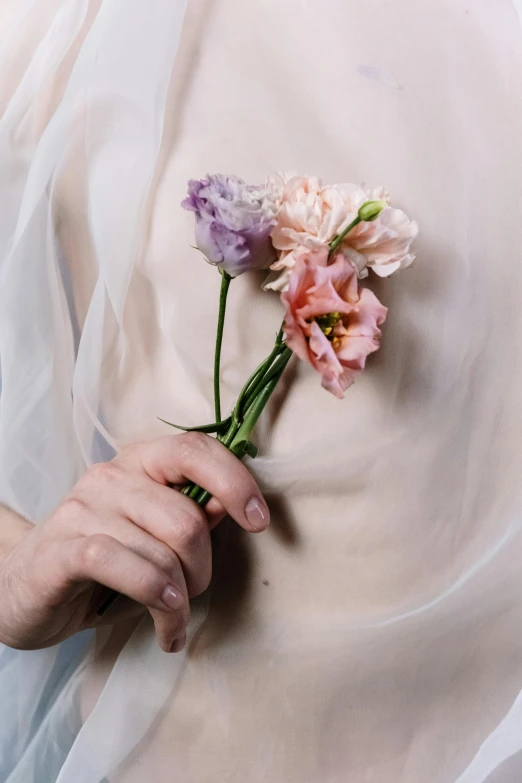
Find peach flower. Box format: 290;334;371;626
282;248;387;398
340;199;418;278
266;174;417;291
270;174;348;252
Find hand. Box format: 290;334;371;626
0;433;269;653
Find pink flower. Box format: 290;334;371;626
270;175;346;253
282;248;387;398
266;175;417;291
340;201;418;278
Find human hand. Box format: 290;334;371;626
0;433;269;653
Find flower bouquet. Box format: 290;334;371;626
98;172;417;615
173;172;417;503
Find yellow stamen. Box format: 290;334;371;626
313;312;342;341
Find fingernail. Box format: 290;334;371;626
245;497;269;531
170;633;186;653
161;584;183;611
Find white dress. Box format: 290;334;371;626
2;1;522;781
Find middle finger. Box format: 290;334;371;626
100;476;213;598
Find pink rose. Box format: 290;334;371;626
282;248;387;398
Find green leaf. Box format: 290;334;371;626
231;439;258;459
243;441;258;459
157;416;231;434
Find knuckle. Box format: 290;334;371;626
79;534;115;570
136;567;162;600
51;496;89;534
154;546;179;577
84;460;123;488
176;509;208;552
177;431;210;461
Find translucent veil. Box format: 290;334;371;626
0;1;190;780
3;1;522;782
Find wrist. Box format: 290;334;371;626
0;506;33;560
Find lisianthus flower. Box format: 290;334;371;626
339;195;418;278
183;174;278;277
270;174;346;253
282;247;387;398
266;175;417;290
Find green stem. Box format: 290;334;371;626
231;325;286;419
195;353;292;507
185;346;293;508
328;215;362;255
241;345;290;414
235;345;283;416
230;350;292;455
193;489;212;505
214;271;232;423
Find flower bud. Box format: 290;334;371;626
358;199;387;222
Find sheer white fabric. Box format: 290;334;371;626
2;1;522;781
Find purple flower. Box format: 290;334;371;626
182;174;277;277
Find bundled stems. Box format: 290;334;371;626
192;354;291;506
181;325;291;505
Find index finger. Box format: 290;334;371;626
119;433;270;534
